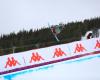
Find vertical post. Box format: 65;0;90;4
12;46;16;53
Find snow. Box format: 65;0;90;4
81;29;100;40
1;53;100;80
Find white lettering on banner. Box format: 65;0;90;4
0;38;100;73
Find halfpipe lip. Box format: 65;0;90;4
0;50;100;75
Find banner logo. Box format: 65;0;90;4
5;57;20;68
95;40;100;49
30;52;44;63
74;43;87;53
53;48;66;58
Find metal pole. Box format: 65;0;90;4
12;47;16;53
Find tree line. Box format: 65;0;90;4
0;17;100;56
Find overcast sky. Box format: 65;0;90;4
0;0;100;35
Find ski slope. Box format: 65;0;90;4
0;53;100;80
0;37;100;80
